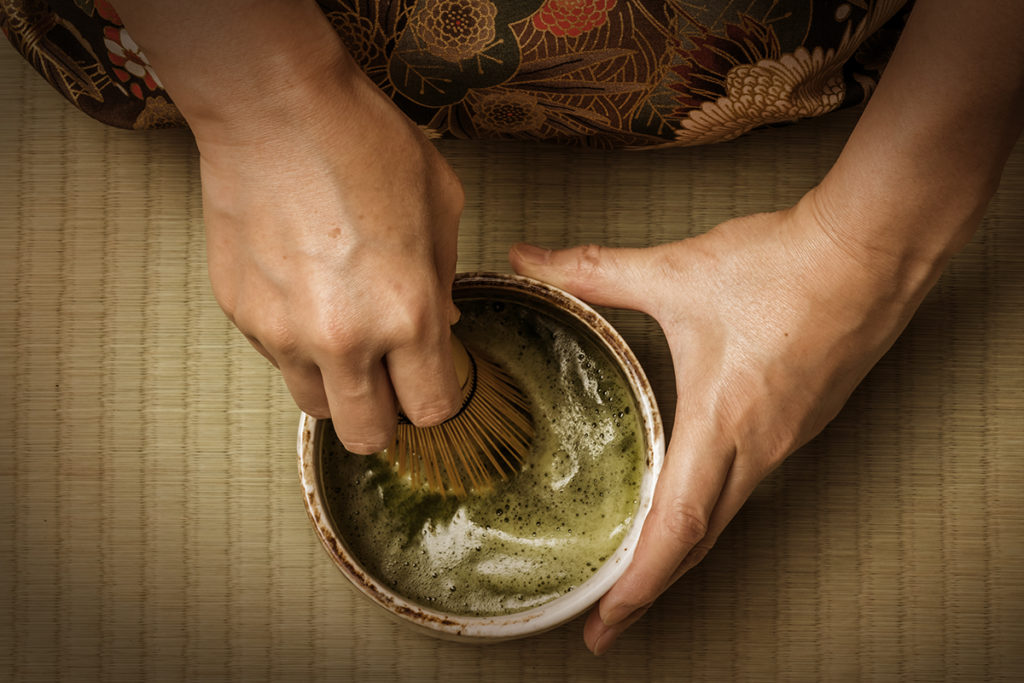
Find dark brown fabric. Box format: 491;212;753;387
2;0;911;147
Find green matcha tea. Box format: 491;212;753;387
322;295;644;617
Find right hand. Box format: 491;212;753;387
195;55;465;453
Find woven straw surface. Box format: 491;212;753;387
2;42;1023;682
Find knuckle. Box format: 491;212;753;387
761;441;793;475
576;244;604;275
404;396;461;428
625;585;662;611
215;293;237;324
565;244;605;293
685;541;715;569
280;367;330;418
229;303;300;358
208;272;237;321
386;296;449;349
297;401;331;420
243;334;279;367
261;323;300;358
309;318;360;358
389;302;430;343
313;334;357;359
672;542;715;582
437;165;465;215
661;497;709;549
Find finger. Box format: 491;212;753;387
585;463;761;654
447;299;461;326
321;357;398;454
277;359;330;418
509;242;662;312
242;333;280;369
386;331;462;427
665;457;772;587
583;602;649;656
432;217;461;286
598;422;736;627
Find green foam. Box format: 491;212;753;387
322;296;644;616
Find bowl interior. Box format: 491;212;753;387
298;272;664;641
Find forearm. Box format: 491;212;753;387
110;0;355;143
814;0;1024;271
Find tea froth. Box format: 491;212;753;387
322;296;644;616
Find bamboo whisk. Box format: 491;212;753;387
388;335;533;497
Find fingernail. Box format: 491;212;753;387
602;603;642;627
512;243;550;265
592;629;617;656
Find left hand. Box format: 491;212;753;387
510;189;944;654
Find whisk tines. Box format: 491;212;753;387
387;340;533;497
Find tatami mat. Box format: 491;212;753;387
2;41;1022;681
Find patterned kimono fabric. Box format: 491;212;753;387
2;0;910;148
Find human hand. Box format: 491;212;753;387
196;60;465;452
510;190;948;654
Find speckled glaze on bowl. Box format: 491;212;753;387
297;272;664;642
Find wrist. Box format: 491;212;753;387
804;0;1024;285
793;183;960;307
809;143;995;285
185;47;361;153
116;0;359;147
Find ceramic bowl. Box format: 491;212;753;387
297;272;664;641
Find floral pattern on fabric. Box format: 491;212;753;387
1;0;911;146
532;0;617;38
102;24;162;99
413;0;499;62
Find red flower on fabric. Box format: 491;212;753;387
94;0;123;26
103;26;163;99
532;0;616;38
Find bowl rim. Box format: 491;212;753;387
297;271;665;641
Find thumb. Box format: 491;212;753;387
509;242;654;311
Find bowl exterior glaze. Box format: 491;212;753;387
297;272;664;642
